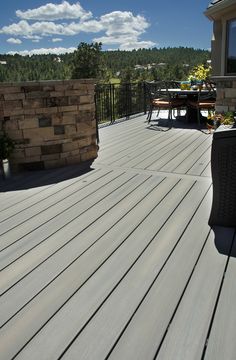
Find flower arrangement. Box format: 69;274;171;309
188;64;212;82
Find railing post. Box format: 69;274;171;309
95;82;147;125
94;85;100;143
112;84;115;123
143;82;147;115
109;83;113;124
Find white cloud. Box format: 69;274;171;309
23;34;42;40
0;19;105;37
68;20;104;33
94;11;156;50
100;11;149;37
0;20;77;36
93;11;156;50
6;37;22;44
0;7;156;51
120;40;156;50
16;1;92;21
52;38;63;42
1;20;32;36
94;35;155;50
7;46;76;56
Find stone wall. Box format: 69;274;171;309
0;79;98;172
212;76;236;114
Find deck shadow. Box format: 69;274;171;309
212;225;236;258
0;162;94;192
146;118;209;132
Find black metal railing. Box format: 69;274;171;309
95;82;147;124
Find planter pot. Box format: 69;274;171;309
1;159;11;179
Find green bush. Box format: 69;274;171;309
0;132;15;160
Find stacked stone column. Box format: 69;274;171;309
0;79;98;172
213;77;236;114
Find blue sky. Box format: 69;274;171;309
0;0;212;55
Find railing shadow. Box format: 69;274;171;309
0;163;94;192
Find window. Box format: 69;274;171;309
226;19;236;74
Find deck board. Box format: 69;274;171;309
0;113;235;360
204;232;236;360
156;227;234;360
0;173;159;292
109;189;213;360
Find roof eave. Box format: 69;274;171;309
205;0;236;20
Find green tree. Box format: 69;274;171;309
71;42;104;79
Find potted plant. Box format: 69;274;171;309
0;131;15;179
205;111;235;133
188;63;212;87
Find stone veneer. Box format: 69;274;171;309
0;79;98;172
212;76;236;114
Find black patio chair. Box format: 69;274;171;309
145;81;186;129
187;80;216;126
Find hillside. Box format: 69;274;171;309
0;47;210;82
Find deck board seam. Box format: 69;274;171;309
0;170;139;262
99;130;182;165
0;170;128;253
93;164;212;182
170;135;212;173
153;229;212;359
150;132;204;171
136;131;200;171
184;142;212;175
1;173;155;294
107;130;186;168
56;180;209;359
2;177;185;356
0;168;107;223
201;230;236;359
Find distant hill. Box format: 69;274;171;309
0;47;210;82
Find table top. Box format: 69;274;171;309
167;88;210;95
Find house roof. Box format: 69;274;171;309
208;0;224;8
205;0;235;19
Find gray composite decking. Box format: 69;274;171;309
0;113;236;360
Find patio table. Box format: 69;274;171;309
167;88;211;123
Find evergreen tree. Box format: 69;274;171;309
71;42;104;79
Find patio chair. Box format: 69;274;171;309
187;80;216;126
145;81;186;128
165;80;181;89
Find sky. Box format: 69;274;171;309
0;0;213;56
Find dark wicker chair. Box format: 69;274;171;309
209;125;236;227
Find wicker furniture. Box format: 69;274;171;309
209;124;236;227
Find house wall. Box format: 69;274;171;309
0;79;98;172
212;76;236;113
209;6;236;76
205;2;236;114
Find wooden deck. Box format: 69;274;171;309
1;114;236;360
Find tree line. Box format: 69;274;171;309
0;45;210;83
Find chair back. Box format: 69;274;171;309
144;81;168;102
164;80;181;89
198;80;216;101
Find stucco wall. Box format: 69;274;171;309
208;7;236;76
0;79;98;172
